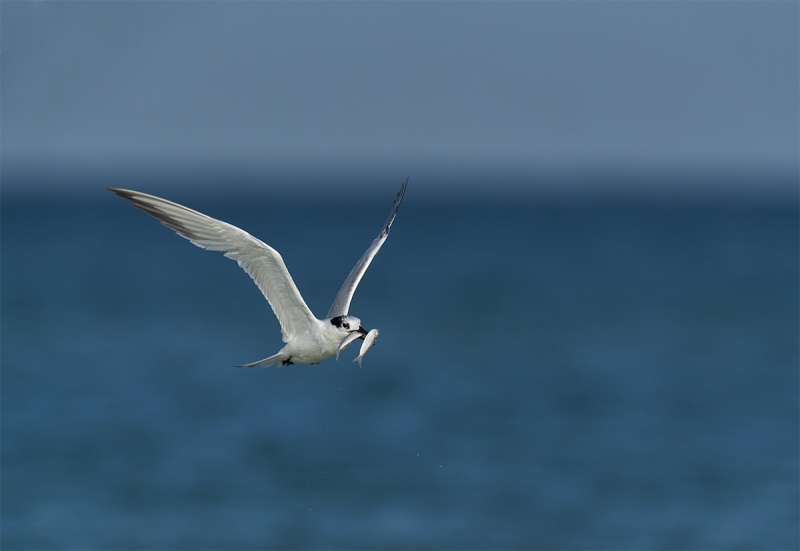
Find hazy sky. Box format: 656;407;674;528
2;1;797;198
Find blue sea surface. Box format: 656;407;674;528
2;189;798;549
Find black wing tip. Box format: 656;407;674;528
109;187;153;211
108;187;149;206
108;187;194;236
398;177;408;201
390;177;408;216
378;178;407;237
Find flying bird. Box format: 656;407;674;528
109;180;407;367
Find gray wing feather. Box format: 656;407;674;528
326;179;407;319
109;188;317;342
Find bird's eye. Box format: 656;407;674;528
343;322;350;329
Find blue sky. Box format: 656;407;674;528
2;1;797;199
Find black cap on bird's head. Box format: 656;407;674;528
330;315;368;338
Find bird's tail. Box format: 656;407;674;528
234;352;285;368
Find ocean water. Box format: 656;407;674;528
2;190;798;549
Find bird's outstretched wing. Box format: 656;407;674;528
326;179;407;319
109;188;317;342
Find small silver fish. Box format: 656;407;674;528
336;331;363;360
353;328;379;367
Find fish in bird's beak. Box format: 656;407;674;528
357;326;368;339
353;328;379;367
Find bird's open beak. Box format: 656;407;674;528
357;326;368;339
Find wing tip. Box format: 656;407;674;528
108;187;132;198
398;177;408;203
379;178;408;238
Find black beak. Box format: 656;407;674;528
357;326;368;339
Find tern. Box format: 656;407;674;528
109;180;407;367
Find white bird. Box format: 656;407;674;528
109;180;407;367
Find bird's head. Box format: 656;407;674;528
330;315;368;338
